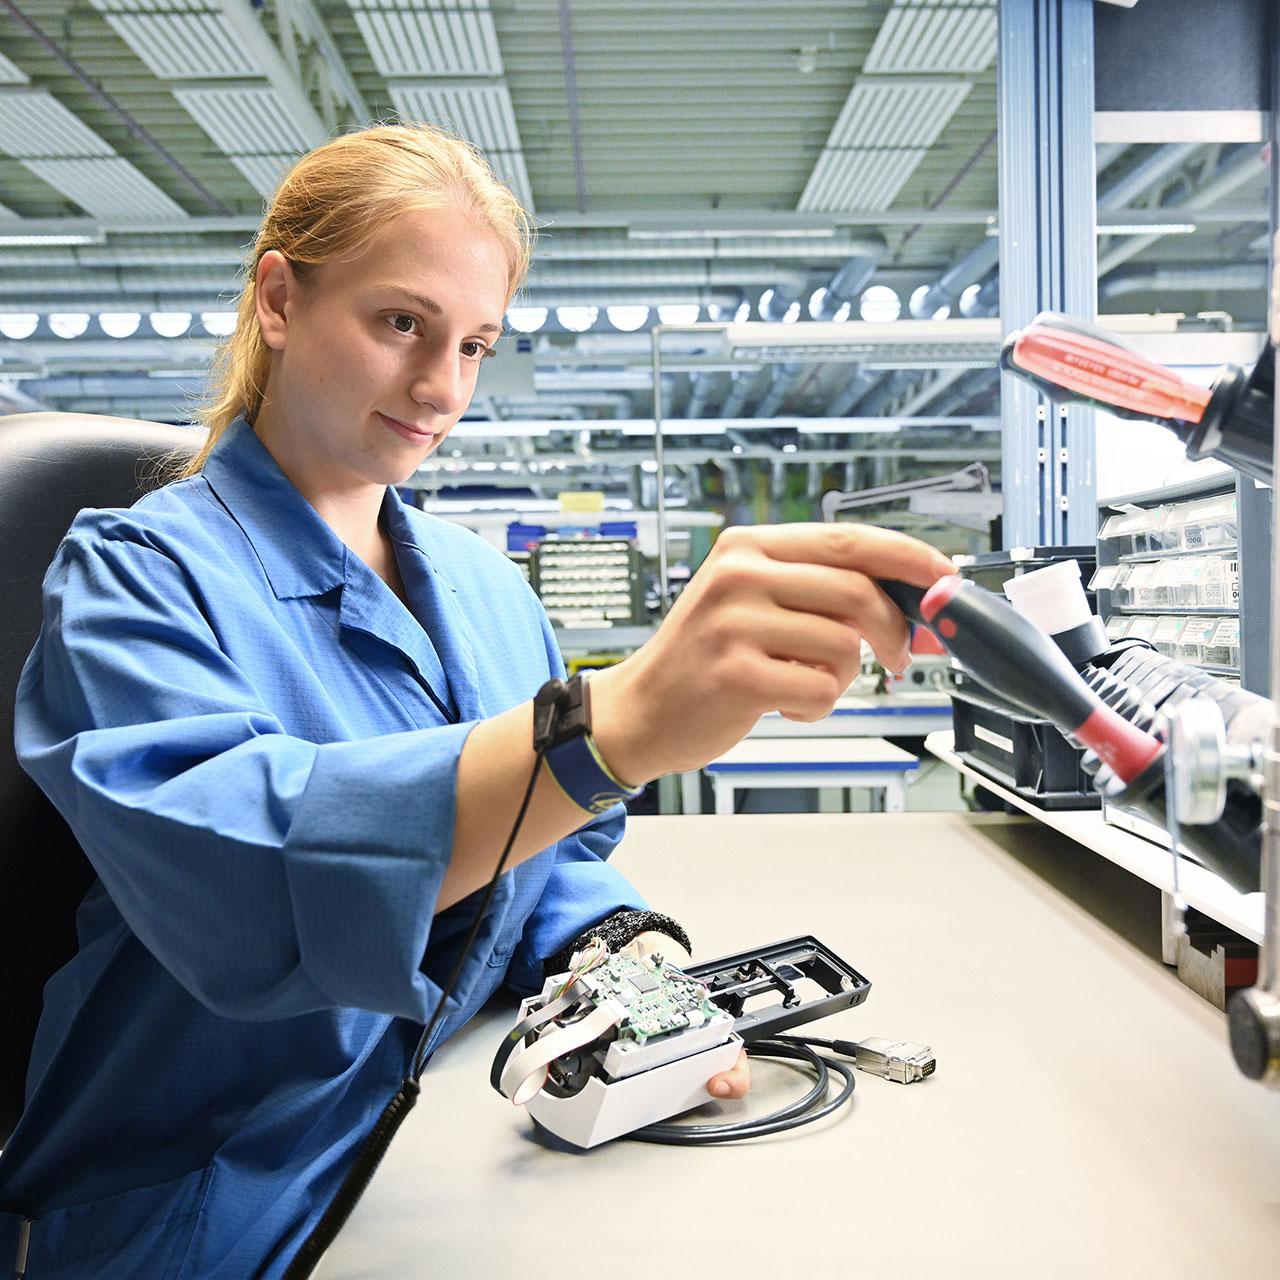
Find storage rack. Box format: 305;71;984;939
1090;471;1272;696
529;537;644;629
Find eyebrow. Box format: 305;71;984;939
378;287;503;334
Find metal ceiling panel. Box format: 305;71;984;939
0;91;115;159
173;87;311;155
24;157;188;220
866;2;997;75
349;0;502;78
389;82;519;151
0;50;29;85
230;154;295;199
101;13;258;79
389;82;532;207
828;81;973;150
799;149;928;212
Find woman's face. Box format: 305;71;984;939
256;204;510;489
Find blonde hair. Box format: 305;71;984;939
181;121;534;477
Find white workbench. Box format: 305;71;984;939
704;736;919;814
748;693;953;738
678;694;948;814
320;813;1280;1279
926;729;1265;943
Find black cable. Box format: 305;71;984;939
628;1035;857;1146
283;751;545;1280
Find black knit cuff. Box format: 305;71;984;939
545;909;693;976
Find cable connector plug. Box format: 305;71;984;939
841;1036;936;1084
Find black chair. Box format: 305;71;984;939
0;412;200;1144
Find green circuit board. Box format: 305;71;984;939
589;954;722;1046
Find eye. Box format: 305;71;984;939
461;339;495;360
388;312;419;335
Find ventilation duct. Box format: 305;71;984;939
1099;262;1266;300
810;254;880;321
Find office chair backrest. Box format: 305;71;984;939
0;412;201;1144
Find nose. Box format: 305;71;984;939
408;343;468;419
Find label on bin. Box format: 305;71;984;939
973;725;1015;754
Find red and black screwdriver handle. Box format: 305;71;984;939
878;576;1163;787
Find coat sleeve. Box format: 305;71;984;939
500;603;649;995
16;528;502;1025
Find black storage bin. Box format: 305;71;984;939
950;674;1101;810
948;547;1102;810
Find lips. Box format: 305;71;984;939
377;412;437;442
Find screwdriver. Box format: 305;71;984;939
879;576;1163;787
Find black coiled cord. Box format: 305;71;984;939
628;1035;856;1146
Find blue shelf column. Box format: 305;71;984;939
997;0;1098;547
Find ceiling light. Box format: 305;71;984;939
605;305;650;332
1097;223;1198;235
859;285;901;323
628;227;835;240
733;301;751;323
657;304;701;326
99;312;141;339
201;311;237;337
49;312;90;340
0;313;39;340
0;232;103;246
506;306;548;333
150;312;191;337
556;305;599;332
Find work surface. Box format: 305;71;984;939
323;813;1280;1279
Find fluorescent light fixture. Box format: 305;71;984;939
733;301;751;323
49;312;90;339
628;226;836;240
99;312;141;339
556;305;599;332
756;289;775;320
147;368;204;378
150;312;192;337
0;312;38;339
201;311;237;337
781;300;801;324
1097;222;1197;235
860;285;901;323
657;304;701;326
605;304;650;332
0;233;102;246
506;306;548;333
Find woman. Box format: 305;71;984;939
0;123;953;1278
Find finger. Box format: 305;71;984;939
741;606;863;673
742;653;846;721
707;1048;751;1099
757;561;911;670
749;523;955;588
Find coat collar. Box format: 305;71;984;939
202;417;480;720
202;417;349;601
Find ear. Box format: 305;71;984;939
255;250;297;352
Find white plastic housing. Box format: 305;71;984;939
1002;558;1092;636
523;1033;744;1148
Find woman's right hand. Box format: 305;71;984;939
589;523;955;782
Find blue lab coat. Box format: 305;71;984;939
0;417;645;1277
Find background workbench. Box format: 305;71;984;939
321;813;1280;1279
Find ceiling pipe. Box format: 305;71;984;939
908;142;1223;321
524;262;809;290
827;370;878;417
719;368;770;419
684;372;717;419
754;363;807;417
1098;143;1267;276
908;237;1000;320
1099;261;1267;300
810;254;879;320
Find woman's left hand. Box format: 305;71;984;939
617;931;752;1100
707;1048;751;1099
